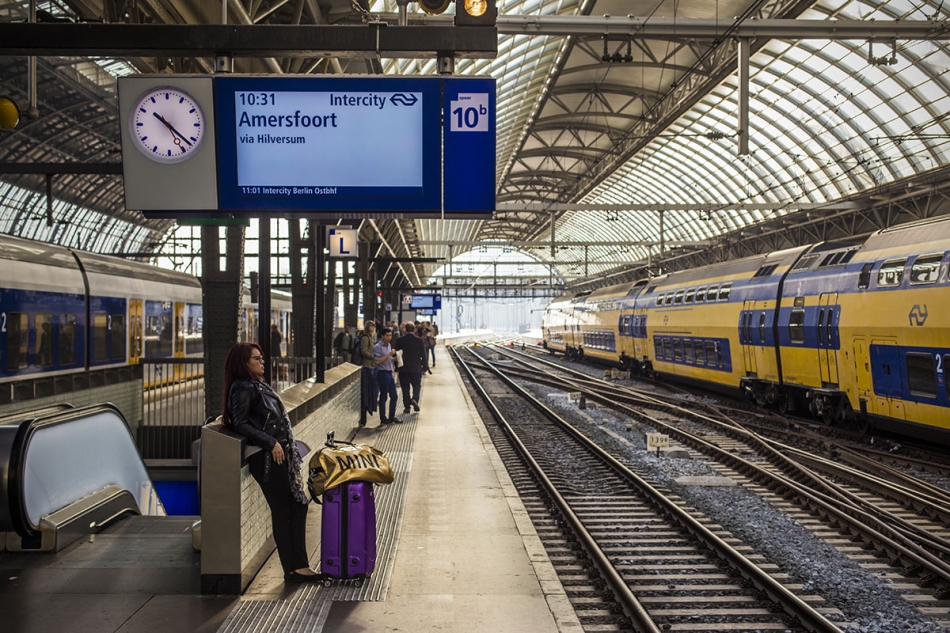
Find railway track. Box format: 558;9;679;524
453;345;848;633
473;341;950;626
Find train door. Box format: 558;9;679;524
129;299;143;364
818;293;839;386
852;337;872;405
740;300;757;376
869;338;905;421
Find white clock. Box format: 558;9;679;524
129;87;206;163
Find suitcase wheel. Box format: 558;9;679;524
323;579;333;588
354;579;363;588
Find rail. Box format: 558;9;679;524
455;345;845;633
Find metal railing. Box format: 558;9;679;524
140;358;206;460
139;356;339;460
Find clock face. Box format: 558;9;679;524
129;87;205;164
464;0;488;16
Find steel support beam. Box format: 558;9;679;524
0;23;498;58
0;162;123;175
496;16;950;39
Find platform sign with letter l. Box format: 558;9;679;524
443;77;496;216
327;227;358;258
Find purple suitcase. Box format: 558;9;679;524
320;481;377;583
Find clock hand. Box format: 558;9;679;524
152;112;194;147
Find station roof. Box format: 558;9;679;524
1;0;950;292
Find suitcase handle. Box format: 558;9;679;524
325;431;357;448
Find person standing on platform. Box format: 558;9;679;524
359;321;378;426
373;327;400;424
270;324;283;357
222;342;319;583
395;322;427;414
334;324;355;363
423;324;436;368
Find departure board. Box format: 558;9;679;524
216;76;442;213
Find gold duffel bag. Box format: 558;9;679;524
308;435;394;500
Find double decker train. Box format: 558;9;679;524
542;215;950;444
0;233;291;391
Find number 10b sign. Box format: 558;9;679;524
450;93;490;132
443;77;495;215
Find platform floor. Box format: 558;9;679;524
0;346;579;633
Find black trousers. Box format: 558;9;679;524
400;371;422;409
247;449;309;573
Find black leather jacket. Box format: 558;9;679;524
228;379;291;450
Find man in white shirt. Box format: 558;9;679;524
372;328;400;424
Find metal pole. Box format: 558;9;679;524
259;218;272;383
315;223;326;382
738;38;750;155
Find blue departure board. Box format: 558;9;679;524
122;75;495;218
216;76;444;214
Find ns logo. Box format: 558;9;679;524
909;304;929;326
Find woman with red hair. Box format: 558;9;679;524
222;341;318;583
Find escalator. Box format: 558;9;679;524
0;404;164;551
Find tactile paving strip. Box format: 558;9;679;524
216;416;418;633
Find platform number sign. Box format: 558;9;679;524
327;227;358;258
450;93;489;132
443;78;495;215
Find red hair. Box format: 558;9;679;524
221;342;263;427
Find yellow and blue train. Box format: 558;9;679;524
542;216;950;444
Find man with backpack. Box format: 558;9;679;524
333;324;355;363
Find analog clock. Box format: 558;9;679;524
129;87;205;163
463;0;488;17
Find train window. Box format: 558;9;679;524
656;294;664;306
60;314;77;365
685;289;695;304
146;315;173;357
718;283;732;301
758;313;766;344
673;290;684;305
910;254;942;285
673;339;683;361
663;338;673;360
841;250;857;264
858;263;874;289
789;309;805;344
6;313;28;370
695;287;706;302
92;313;108;362
705;341;717;366
877;259;905;287
906;352;937;398
111;315;126;361
654;337;663;358
817;310;825;345
791;254;819;272
695;341;706;365
739;313;748;343
665;292;674;305
685;340;694;363
35;313;54;367
706;286;719;302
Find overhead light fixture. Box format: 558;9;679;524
0;96;20;130
419;0;451;14
455;0;495;26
